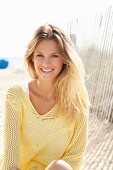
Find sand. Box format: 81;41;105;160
0;66;113;170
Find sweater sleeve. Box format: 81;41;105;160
61;113;88;170
1;86;22;170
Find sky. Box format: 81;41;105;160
0;0;112;58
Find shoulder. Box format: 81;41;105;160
78;111;88;123
73;111;88;131
6;84;23;94
4;84;24;104
3;85;24;122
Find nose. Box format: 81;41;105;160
42;58;51;66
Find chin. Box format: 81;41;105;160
41;76;56;81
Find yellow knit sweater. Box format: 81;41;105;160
0;84;88;170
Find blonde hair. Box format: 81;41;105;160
24;24;90;119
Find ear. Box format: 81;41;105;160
63;60;68;66
32;56;34;62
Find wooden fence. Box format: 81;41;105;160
69;5;113;122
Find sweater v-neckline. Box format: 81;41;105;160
20;83;57;118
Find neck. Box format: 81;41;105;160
35;79;56;99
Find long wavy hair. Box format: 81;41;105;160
24;24;90;119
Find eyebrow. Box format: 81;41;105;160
34;51;60;55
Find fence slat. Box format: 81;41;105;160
70;5;113;122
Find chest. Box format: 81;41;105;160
29;91;56;115
22;112;74;161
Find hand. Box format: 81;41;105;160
9;168;19;170
45;160;73;170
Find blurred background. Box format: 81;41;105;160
0;0;113;169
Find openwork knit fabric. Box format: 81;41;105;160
0;85;88;170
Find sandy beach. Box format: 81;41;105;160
0;66;113;170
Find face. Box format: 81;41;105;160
32;39;64;82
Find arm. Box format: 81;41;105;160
1;86;22;170
61;113;88;170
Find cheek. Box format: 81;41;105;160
33;60;42;67
55;62;63;70
54;59;64;67
33;62;39;72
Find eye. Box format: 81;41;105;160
52;54;59;58
35;54;43;57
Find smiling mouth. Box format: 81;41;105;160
41;68;54;72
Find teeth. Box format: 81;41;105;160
41;68;53;72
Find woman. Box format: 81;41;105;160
0;24;90;170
